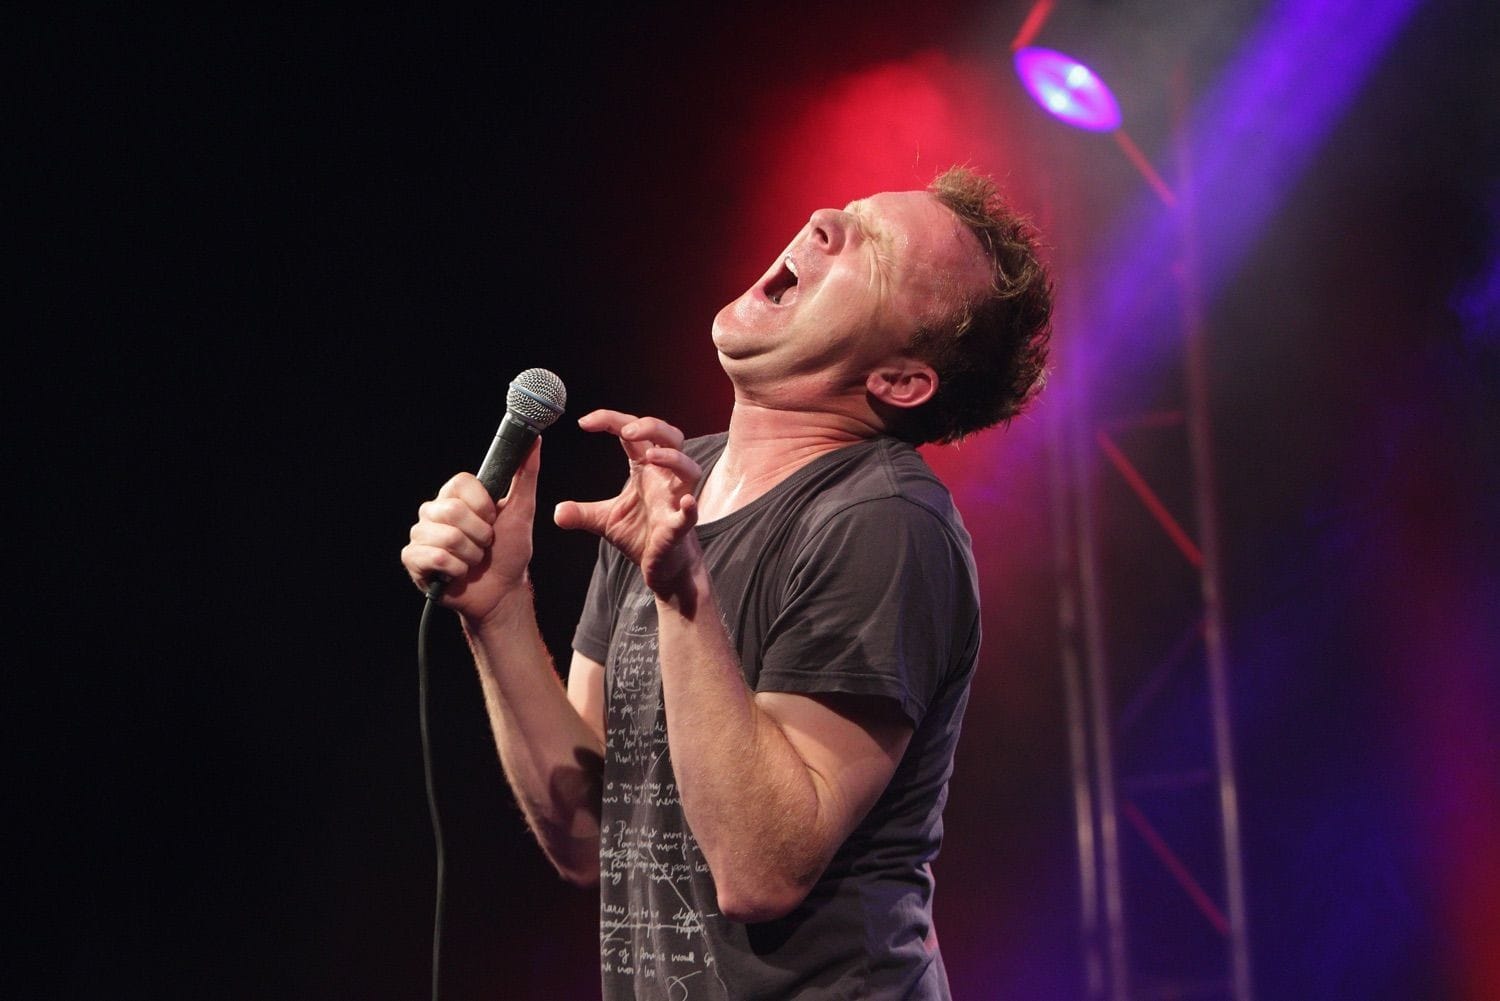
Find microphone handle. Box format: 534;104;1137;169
476;411;539;501
426;411;539;601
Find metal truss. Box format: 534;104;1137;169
1047;195;1253;1001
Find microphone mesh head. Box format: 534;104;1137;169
507;368;567;432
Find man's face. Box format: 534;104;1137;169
711;190;989;401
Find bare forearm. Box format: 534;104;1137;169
654;567;833;921
464;584;604;885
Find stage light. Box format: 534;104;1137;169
1014;46;1121;132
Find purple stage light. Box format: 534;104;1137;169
1014;46;1121;132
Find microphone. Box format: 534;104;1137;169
426;368;567;600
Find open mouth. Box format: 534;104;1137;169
764;256;800;306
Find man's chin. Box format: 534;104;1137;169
714;344;762;366
713;338;773;379
710;308;769;360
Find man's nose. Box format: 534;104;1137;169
807;209;849;255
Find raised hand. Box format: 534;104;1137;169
554;410;703;596
401;440;542;623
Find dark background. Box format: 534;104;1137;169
18;1;1497;998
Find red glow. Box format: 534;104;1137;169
1400;600;1500;999
1377;452;1500;999
724;50;1019;293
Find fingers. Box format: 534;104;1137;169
555;448;700;540
405;504;489;590
641;445;701;487
436;471;497;519
577;410;685;451
403;470;502;591
409;511;490;563
576;409;637;434
401;539;476;587
665;491;698;532
416;479;496;551
620;416;685;451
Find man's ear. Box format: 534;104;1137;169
866;360;938;410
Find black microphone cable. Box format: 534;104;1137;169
417;594;445;1001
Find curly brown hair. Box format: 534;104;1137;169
898;166;1053;444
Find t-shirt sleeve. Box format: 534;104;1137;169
571;538;618;665
754;497;976;727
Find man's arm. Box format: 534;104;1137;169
401;444;606;885
656;570;912;922
464;614;606;886
554;412;912;921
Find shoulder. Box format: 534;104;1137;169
801;437;968;545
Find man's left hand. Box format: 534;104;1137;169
554;410;704;595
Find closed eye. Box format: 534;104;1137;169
844;203;889;250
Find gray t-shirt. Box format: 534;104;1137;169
573;433;980;1000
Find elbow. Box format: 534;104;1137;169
715;873;812;925
557;865;601;889
542;834;601;889
707;837;827;923
551;851;601;889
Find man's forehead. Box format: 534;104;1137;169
847;189;989;299
843;190;929;213
844;190;975;254
844;190;958;229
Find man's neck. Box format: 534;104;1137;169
697;399;882;523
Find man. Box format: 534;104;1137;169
402;166;1052;998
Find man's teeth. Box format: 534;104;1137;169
769;256;799;305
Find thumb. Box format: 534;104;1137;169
554;497;611;536
498;438;542;517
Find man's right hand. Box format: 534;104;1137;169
401;439;542;623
